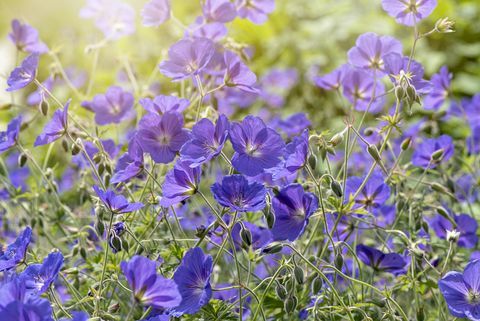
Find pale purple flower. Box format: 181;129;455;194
34;100;70;147
82;86;135;125
382;0;438;26
314;64;348;91
224;51;258;93
347;32;403;74
235;0;275;24
423;66;452;110
203;0;237;22
6;54;39;92
159;38;215;81
137;112;190;164
342;66;386;113
0;117;22;153
142;0;171;27
8;19;48;54
139;95;190;115
160;160;201;207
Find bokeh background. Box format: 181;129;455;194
0;0;479;125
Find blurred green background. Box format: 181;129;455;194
0;0;479;116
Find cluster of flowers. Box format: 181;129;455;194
0;0;478;320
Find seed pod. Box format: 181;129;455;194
308;154;317;170
394;85;406;101
311;275;323;294
294;266;304;284
18;153;27;167
330;180;343;198
93;153;103;164
284;296;298;314
275;284;287;300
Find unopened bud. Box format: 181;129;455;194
18;153;27;167
367;144;382;163
329;132;344;146
431;148;444;162
308;154;317;170
311;275;323;294
275;284;287;299
401;137;412;150
39;101;49;116
330;180;343;198
284;296;298;314
294;266;304;284
72;139;82;155
262;243;283;255
446;229;460;243
240;223;252;247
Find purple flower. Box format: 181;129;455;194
19;251;64;296
382;0;437;26
9;19;48;54
139;95;190;115
180;115;229;167
429;213;478;248
160;160;201;207
137;112;190;164
271;184;319;241
284;129;309;173
34;100;70;147
159;38;215;81
211;174;267;212
224;51;258;93
80;0;136;40
142;0;170;27
121;255;181;309
6;54;39;92
171;247;213;316
235;0;275;24
93;185;144;214
347;32;403;74
314;64;348;91
0;227;32;271
0;278;54;321
111;137;144;184
356;244;407;275
411;135;454;168
0;116;22;153
468;125;480;155
229;115;285;176
423;66;452;110
82;86;135;125
439;259;480;320
342;66;386;113
203;0;237;22
275;113;311;137
187;19;228;42
344;172;391;211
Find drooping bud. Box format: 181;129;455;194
329;132;344;146
400;137;412;151
18;153;27;167
40;101;49;116
284;296;298;314
308;154;317;170
240;223;252;247
262;243;283;255
72;138;82;155
311;275;323;294
367;144;382;163
431;148;444;162
275;284;287;300
330;180;343;198
294;266;304;284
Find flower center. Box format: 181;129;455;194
157;134;171;145
468;291;480;305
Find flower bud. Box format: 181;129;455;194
294;266;304;284
367;144;382;163
334;252;344;270
308;154;317;170
240;223;252;247
18;153;27;167
400;137;412;151
265;210;275;229
262;243;283;254
39;101;49;116
284;296;298;314
72;139;82;155
431;148;444;162
61;139;69;152
311;275;323;294
330;180;343;198
275;284;287;299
